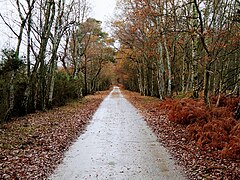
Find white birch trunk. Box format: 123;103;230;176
191;3;199;98
157;42;165;100
163;34;171;97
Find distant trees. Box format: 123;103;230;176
113;0;240;104
61;18;115;95
0;0;115;121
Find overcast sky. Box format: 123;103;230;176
90;0;117;34
0;0;117;50
91;0;116;21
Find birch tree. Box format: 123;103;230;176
113;0;239;104
0;0;35;119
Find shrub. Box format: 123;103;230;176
167;98;208;125
211;95;240;109
222;133;240;160
230;122;240;136
53;72;82;106
210;107;232;119
160;95;239;158
200;119;229;149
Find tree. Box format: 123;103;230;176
0;49;23;121
78;18;115;94
113;0;240;105
0;0;99;120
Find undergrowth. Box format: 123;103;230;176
160;96;240;160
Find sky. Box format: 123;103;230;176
91;0;116;21
90;0;117;34
0;0;117;50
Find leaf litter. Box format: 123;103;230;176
0;91;109;179
1;89;239;179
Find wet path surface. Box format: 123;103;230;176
49;87;186;180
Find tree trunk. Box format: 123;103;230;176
143;64;148;96
232;74;240;95
157;42;165;100
84;55;88;95
186;59;192;92
150;63;154;96
22;1;34;114
48;0;67;108
216;78;223;107
163;34;172;97
4;71;15;121
38;0;56;111
191;2;199;99
213;61;217;95
203;61;211;106
137;63;144;95
48;57;57;109
9;71;15;111
182;53;187;93
232;54;240;95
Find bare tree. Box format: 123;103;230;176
0;0;35;119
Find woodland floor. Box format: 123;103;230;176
0;90;109;179
124;90;240;180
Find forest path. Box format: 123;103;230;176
49;86;186;180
